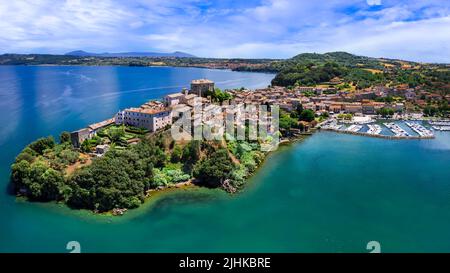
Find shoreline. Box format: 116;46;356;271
13;132;316;218
15;125;442;219
0;64;277;75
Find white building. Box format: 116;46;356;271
115;107;172;132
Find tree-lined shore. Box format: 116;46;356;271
10;128;271;213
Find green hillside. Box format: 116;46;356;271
270;52;449;93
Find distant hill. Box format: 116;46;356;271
289;51;384;67
270;52;449;93
0;51;447;94
65;50;196;58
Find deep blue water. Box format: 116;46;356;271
1;65;450;253
0;65;274;252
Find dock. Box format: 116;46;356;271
366;124;382;135
383;122;410;137
405;122;434;137
345;124;363;133
321;128;434;140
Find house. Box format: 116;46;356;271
355;91;376;100
362;102;376;115
303;102;315;111
391;103;405;112
344;103;362;114
373;102;386;111
329;102;344;113
181;94;199;106
95;144;109;156
405;89;417;100
171;104;192;118
164;93;185;107
279;102;293;112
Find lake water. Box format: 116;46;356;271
1;66;450;253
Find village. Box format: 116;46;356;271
69;78;450;156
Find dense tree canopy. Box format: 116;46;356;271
377;108;395;117
194;148;234;188
299;109;315;122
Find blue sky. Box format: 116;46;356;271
1;0;449;62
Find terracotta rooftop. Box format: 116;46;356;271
127;107;170;115
88;118;115;130
166;93;184;98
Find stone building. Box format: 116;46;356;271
190;79;214;97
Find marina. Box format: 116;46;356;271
321;119;436;140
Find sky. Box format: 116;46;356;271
0;0;449;62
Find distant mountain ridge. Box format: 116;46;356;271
65;50;196;58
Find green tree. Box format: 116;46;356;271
109;126;125;143
296;104;304;116
40;168;65;200
80;139;93;153
15;147;36;163
11;160;31;189
59;131;71;144
279;112;297;130
377;107;395;117
182;140;201;162
29;137;55;154
299;109;315;122
171;145;183;163
193;149;233;187
423;106;438;117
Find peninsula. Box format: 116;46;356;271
9;52;450;214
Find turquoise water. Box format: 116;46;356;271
0;65;274;252
1;66;450;253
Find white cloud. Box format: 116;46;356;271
0;0;449;62
367;0;382;6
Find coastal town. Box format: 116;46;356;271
11;77;450;214
4;0;450;256
69;78;450;156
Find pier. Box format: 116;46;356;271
432;126;450;131
366;124;382;135
383;122;410;137
405;122;434;137
429;120;450;131
346;124;363;133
